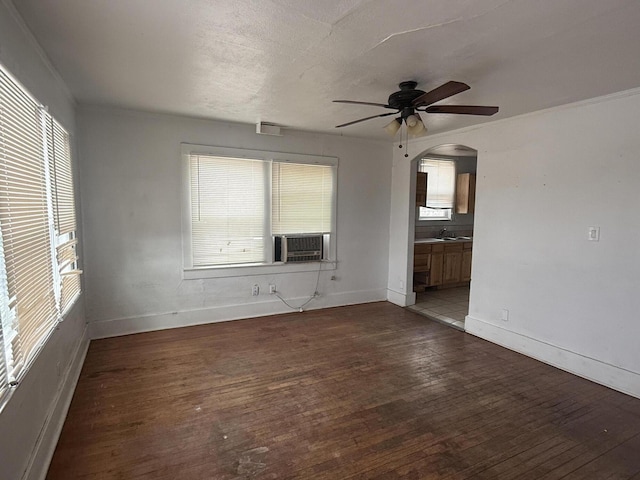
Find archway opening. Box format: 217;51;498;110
408;144;477;330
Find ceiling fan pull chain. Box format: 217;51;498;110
404;122;409;158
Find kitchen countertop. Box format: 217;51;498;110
415;237;473;244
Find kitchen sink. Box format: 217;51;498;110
416;236;472;244
441;236;473;241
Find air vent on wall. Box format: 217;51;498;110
256;122;282;136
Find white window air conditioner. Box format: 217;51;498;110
274;235;323;263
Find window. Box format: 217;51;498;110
418;158;456;221
189;155;267;266
0;65;81;403
182;145;337;276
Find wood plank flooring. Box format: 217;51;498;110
47;302;640;479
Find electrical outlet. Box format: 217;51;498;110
269;284;276;294
501;309;509;322
252;284;259;296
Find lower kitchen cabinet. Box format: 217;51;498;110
461;243;473;281
413;241;472;292
443;244;463;284
430;250;444;286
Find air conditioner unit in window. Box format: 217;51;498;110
274;235;323;263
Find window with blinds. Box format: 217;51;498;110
272;162;334;235
418;158;456;221
0;64;81;403
184;147;337;269
189;155;267;266
48;117;81;313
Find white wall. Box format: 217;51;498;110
0;302;87;480
0;2;88;479
387;88;640;398
77;107;392;337
0;1;74;131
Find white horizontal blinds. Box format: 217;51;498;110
0;68;58;380
57;237;81;312
0;229;10;396
272;162;334;235
60;270;81;313
50;119;76;234
190;155;266;266
49;117;81;312
0;332;6;399
420;158;456;209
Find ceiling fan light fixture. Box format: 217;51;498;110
384;118;402;136
407;114;426;136
409;124;427;137
405;114;419;127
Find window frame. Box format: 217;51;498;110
181;144;338;279
417;157;456;222
0;63;81;408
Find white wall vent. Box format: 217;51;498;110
275;235;323;263
256;122;282;136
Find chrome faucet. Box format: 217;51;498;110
437;228;448;238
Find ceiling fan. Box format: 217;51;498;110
333;80;499;136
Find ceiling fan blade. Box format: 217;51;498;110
412;81;470;107
333;100;394;109
335;111;397;128
425;105;499;116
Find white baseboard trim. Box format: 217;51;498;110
386;288;415;307
23;325;90;480
90;288;387;339
465;315;640;399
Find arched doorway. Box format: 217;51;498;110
408;144;477;330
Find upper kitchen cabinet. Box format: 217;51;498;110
456;173;476;214
416;172;427;207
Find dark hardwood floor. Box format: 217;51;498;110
47;302;640;479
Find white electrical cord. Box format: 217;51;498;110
274;260;324;312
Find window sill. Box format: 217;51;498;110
183;261;337;280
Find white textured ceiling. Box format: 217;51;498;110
12;0;640;139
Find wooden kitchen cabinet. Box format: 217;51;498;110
429;249;443;286
461;242;473;281
413;242;443;291
442;243;463;284
413;243;431;292
416;172;427;207
456;173;476;214
413;240;471;291
413;243;431;272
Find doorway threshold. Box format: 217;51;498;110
407;306;465;331
406;285;469;331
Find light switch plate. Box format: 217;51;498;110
588;226;600;242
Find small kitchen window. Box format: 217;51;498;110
418;158;456;221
